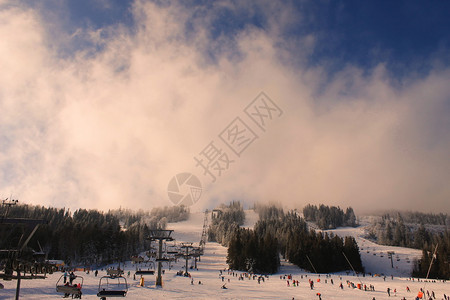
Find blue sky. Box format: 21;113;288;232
1;0;450;212
31;0;450;75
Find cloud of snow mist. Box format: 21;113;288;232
0;1;449;214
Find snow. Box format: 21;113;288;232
1;210;448;299
324;226;422;277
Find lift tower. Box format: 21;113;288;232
180;243;193;275
147;230;173;287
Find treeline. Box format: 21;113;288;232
227;228;279;274
208;201;245;246
110;205;190;228
255;208;363;273
365;213;432;248
2;203;189;267
381;211;448;226
303;204;357;229
224;204;363;274
253;203;284;220
413;231;450;279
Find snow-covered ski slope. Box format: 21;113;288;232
324;226;422;278
1;210;448;299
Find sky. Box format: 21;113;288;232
1;0;449;214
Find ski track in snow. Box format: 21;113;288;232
1;211;448;299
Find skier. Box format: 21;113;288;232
69;272;76;285
387;287;390;296
63;271;68;283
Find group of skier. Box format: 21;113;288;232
63;271;76;285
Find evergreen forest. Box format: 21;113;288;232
1;203;189;267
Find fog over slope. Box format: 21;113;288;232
1;1;449;213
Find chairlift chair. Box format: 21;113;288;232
107;268;124;277
135;260;156;275
135;270;155;275
167;245;179;255
131;256;144;264
97;275;128;299
155;257;170;262
146;250;157;259
56;274;83;298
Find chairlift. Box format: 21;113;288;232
97;275;128;299
146;250;157;259
131;256;144;264
135;261;155;276
138;261;155;269
135;270;155;275
167;245;179;255
155;257;170;262
56;274;83;299
107;268;124;277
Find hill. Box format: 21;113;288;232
1;210;448;299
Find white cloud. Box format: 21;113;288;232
0;1;449;214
